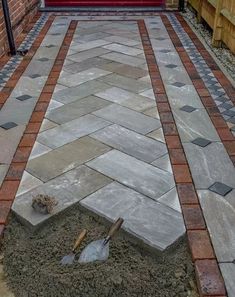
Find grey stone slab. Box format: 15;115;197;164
0;125;25;164
157;187;181;213
0;122;17;130
192;137;211;148
0;165;9;186
52;80;109;104
173;109;220;142
140;89;155;100
47;95;111;124
93;104;161;135
91;124;167;163
80;182;185;251
209;182;233;196
198;190;235;262
13;165;112;228
143;107;160;119
39;119;58;133
16;171;43;197
100;63;148;79
64;57;111;74
87;150;175;199
75;32;111;42
29;142;52;160
11;76;47;98
33;46;60;60
98;73;149;93
95;87;155;112
58;67;111;88
152;154;172;173
220;263;235;297
101;52;145;67
103;43;142;56
38;114;111;149
104;35;140;46
27;136;111;182
159;65;192;85
184;142;235;189
23;60;54;77
70;39;110;52
68;48;110;63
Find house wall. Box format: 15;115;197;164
0;0;39;57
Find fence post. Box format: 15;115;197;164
197;0;203;23
212;0;223;47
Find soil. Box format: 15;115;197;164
3;205;198;297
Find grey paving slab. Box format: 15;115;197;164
173;109;220;142
140;89;155;100
157;187;181;213
103;43;142;56
198;190;235;262
93;104;161;135
29;142;52;160
104;35;140;46
64;57;111;74
70;39;111;52
11;76;47;98
80;182;185;251
143;107;160;119
220;264;235;297
38;114;111;149
0;165;9;186
98;73;150;93
184;142;235;189
16;171;43;197
27;136;111;182
52;80;109;104
23;60;55;77
91;124;167;163
47;95;111;124
95;87;155;112
13;165;112;228
159;66;192;85
87;150;175;200
101;52;145;67
33;46;60;60
67;48;110;63
58;67;111;88
152;154;172;173
0;125;25;164
39;119;58;133
100;62;148;79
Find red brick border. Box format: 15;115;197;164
0;20;78;241
0;15;55;109
138;19;227;297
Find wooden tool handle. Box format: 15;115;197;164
107;218;124;239
72;229;87;252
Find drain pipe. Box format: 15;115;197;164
1;0;16;55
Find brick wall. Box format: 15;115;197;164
0;0;39;57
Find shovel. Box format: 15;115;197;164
79;218;124;264
61;229;87;265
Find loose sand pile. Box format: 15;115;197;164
3;205;198;297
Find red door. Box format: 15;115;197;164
45;0;165;6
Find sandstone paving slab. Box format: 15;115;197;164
67;48;110;63
46;95;111;124
219;263;235;297
52;80;109;104
27;136;111;182
98;73;149;93
101;52;145;67
90;124;167;163
173;108;220;142
0;125;25;164
13;165;112;228
93;104;161;135
29;142;52;160
58;67;111;88
16;171;43;197
80;182;185;251
183;142;235;189
198;190;235;262
95;87;156;111
103;43;142;56
87;150;175;200
38;114;111;149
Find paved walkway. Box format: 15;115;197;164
0;12;234;297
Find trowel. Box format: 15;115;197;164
79;218;124;264
61;229;87;265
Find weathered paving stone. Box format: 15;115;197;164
198;190;235;262
67;48;110;63
87;150;174;199
64;57;111;74
80;182;185;251
58;67;111;87
95;87;155;112
101;52;145;67
91;124;167;163
12;165;112;228
38;114;111;148
16;171;43;197
100;63;148;79
93;104;161;135
184;142;235;189
157;187;181;213
220;263;235;297
11;76;47;98
27;136;111;182
143;107;160;119
152;154;172;173
147;128;165;143
0;165;9;186
98;73;149;93
70;39;110;52
103;43;142;56
173;109;220;142
46;95;111;124
29;142;52;160
52;80;109;104
39;119;58;133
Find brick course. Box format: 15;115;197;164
0;0;39;56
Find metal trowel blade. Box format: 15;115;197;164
78;239;109;263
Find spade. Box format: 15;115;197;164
61;229;87;265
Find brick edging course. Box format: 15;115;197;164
138;19;227;297
0;20;78;242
